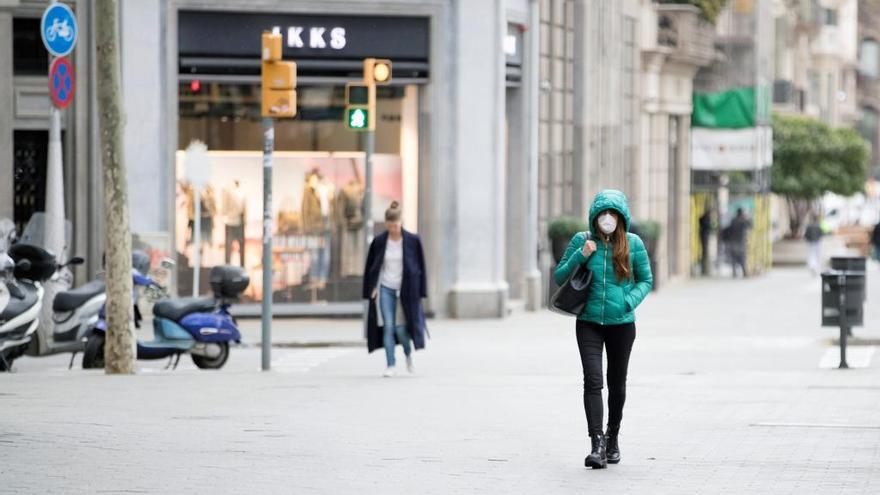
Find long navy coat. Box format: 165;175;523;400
363;230;428;353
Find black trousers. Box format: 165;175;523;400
575;320;636;437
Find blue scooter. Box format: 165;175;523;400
83;264;249;370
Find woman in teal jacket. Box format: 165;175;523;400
554;189;653;469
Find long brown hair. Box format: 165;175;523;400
594;210;631;281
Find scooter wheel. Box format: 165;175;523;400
191;342;229;370
82;333;105;369
0;351;15;372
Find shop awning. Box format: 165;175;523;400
692;87;756;129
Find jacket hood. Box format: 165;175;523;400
588;189;632;232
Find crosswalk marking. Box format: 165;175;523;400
269;348;353;373
819;346;875;369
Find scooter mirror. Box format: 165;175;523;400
68;256;85;266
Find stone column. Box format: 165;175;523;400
447;0;509;318
523;0;542;311
0;12;13;220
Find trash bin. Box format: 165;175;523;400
829;256;867;302
821;270;865;327
830;256;866;273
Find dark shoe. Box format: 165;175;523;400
605;430;620;464
584;434;607;469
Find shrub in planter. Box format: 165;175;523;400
630;220;661;290
548;216;588;264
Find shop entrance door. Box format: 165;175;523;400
12;130;49;234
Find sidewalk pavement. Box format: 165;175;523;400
2;264;880;494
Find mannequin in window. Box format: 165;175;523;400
301;168;334;291
199;184;217;254
222;179;247;267
336;159;365;277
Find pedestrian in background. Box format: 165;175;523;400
804;214;823;276
363;201;428;377
872;220;880;263
554;189;653;469
699;207;714;276
726;208;751;278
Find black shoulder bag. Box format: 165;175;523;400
549;233;593;316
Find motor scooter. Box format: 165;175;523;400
0;240;58;371
83;265;248;370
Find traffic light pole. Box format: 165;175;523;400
261;117;274;371
365;129;375;243
838;274;849;369
361;122;375;338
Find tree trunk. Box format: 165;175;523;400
96;0;135;374
786;197;811;239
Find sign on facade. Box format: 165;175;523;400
49;57;75;109
41;3;78;57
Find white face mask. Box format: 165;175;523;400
597;212;618;235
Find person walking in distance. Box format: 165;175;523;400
698;207;714;276
363;201;429;377
804;214;824;276
554;190;653;469
871;219;880;263
726;208;751;278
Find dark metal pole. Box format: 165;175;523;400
365;129;375;244
261;117;274;371
838;274;849;369
362;128;375;335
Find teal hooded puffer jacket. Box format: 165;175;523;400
554;189;653;325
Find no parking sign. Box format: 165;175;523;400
49;57;75;109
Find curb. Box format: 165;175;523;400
239;340;365;349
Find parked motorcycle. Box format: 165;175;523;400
0;240;58;371
83;265;248;370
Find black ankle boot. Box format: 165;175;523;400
605;429;620;464
584;434;607;469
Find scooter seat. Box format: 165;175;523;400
53;280;106;313
153;297;215;322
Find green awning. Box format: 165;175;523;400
692;87;756;129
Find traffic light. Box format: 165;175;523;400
345;82;375;131
363;58;392;85
261;31;297;118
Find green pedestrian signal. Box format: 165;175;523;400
347;107;369;130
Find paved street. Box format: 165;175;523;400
2;265;880;494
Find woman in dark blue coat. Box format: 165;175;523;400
363;201;428;377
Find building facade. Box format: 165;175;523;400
858;0;880;179
0;0;545;318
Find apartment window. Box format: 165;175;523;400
538;0;575;243
860;39;879;78
820;8;837;26
13;18;48;75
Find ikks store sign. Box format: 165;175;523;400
178;11;429;61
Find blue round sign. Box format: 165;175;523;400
40;3;78;57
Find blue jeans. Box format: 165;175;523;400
380;285;411;366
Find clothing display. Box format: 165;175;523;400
335;181;365;277
222;182;247;266
301;171;334;288
200;186;217;244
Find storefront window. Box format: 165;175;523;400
176;82;418;304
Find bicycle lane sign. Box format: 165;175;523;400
41;3;78;57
